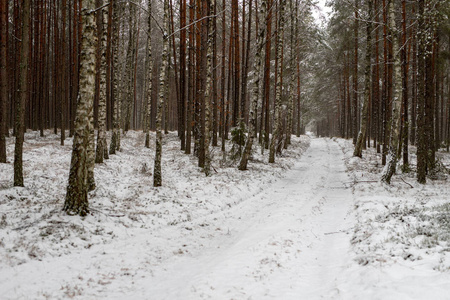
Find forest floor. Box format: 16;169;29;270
0;130;449;299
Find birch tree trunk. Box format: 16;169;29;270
86;82;96;191
154;0;169;187
109;1;120;154
381;0;402;184
269;0;285;164
240;0;253;128
239;0;266;171
64;0;97;215
354;0;373;158
203;0;214;176
95;3;108;163
144;0;153;148
285;0;295;148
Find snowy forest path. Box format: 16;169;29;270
145;138;355;299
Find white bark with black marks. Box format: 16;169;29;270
64;0;98;216
269;0;285;164
154;0;169;187
381;0;402;184
96;3;109;163
239;0;266;170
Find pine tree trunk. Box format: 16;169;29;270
64;0;97;215
295;0;301;137
446;74;450;152
179;0;187;149
60;0;67;145
424;2;435;171
185;0;195;155
381;0;389;165
132;6;141;131
154;0;169;187
352;0;359;145
211;0;218;147
231;0;240;126
416;0;427;183
0;0;7;163
220;0;226;153
381;0;402;184
95;2;108;163
168;0;179;136
14;0;31;187
374;0;381;152
346;55;351;139
124;2;136;133
240;0;253;127
354;0;372;158
400;0;408;170
194;0;202;157
263;0;273;149
268;0;285;164
239;0;266;171
106;1;113;131
410;5;417;146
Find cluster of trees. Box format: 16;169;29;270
0;0;321;215
5;0;446;215
314;0;450;183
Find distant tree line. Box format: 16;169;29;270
313;0;450;184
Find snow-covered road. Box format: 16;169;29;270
143;138;355;299
2;133;449;299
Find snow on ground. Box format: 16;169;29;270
334;138;450;299
0;131;449;299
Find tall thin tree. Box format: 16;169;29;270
64;0;98;215
239;0;266;170
0;0;8;163
179;0;187;150
144;0;153;148
354;0;373;157
203;0;215;176
110;0;120;154
381;0;403;184
154;0;170;187
269;0;285;163
95;1;109;163
14;0;31;187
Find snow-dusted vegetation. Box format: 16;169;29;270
1;131;449;299
336;138;450;298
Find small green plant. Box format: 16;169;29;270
401;163;411;173
230;122;247;161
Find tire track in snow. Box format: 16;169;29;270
140;138;355;300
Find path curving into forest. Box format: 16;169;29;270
143;138;355;299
